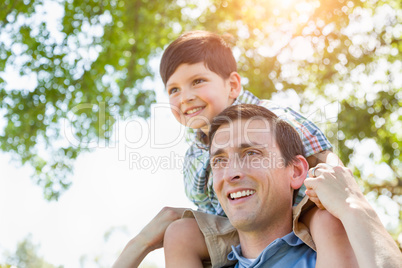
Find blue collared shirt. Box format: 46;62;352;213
228;232;317;268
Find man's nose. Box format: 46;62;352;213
223;156;244;182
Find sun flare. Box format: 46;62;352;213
280;0;296;8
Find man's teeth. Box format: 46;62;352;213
230;190;255;200
186;107;203;115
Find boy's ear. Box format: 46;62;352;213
290;155;309;190
228;72;242;99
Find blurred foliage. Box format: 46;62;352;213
0;0;401;247
2;235;63;268
0;0;184;200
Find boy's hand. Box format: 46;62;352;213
305;150;345;210
304;164;366;220
305;186;325;210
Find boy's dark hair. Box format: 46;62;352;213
160;31;237;85
208;104;306;203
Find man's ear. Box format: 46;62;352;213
228;72;242;99
290;155;309;190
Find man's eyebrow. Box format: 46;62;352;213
239;142;266;149
210;148;225;158
210;142;267;157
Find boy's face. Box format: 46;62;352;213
165;62;240;133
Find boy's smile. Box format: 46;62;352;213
166;62;241;134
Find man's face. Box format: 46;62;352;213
210;119;296;232
165;62;238;133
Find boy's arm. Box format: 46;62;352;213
112;233;151;268
304;165;402;268
112;207;186;268
306;150;345;209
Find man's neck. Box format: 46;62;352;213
237;218;293;259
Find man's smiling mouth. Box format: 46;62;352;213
229;190;255;200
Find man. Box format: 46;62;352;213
208;104;401;267
113;104;401;268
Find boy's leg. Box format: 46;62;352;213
164;218;209;268
301;207;358;268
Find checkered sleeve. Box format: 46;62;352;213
183;143;217;214
259;100;332;157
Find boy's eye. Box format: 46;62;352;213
168;87;179;95
192;79;205;86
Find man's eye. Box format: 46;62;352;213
192;79;205;86
212;158;222;166
168;87;179;95
212;158;226;167
245;151;259;156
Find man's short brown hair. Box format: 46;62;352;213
159;31;237;85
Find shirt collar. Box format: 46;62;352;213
227;232;306;264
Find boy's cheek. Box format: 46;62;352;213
169;104;183;117
172;110;186;125
171;108;180;117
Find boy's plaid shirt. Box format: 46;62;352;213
183;90;332;216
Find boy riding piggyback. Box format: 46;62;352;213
160;31;357;267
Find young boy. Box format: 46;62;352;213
161;31;357;267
